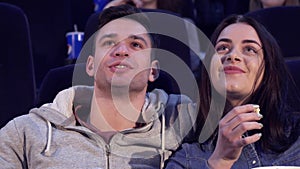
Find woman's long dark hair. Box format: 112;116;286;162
197;14;300;153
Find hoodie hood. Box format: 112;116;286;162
31;85;170;127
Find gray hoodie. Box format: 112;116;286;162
0;86;197;169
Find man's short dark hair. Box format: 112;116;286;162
97;4;158;49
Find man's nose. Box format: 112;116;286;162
112;43;129;57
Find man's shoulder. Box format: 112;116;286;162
167;93;193;104
0;109;46;133
149;88;193;105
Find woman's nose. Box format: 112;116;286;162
222;49;241;63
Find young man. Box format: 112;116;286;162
0;5;197;169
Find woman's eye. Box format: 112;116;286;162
243;46;258;56
216;45;230;54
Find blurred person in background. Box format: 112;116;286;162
103;0;194;21
249;0;299;11
194;0;249;39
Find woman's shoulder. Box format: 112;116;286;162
272;136;300;166
285;111;300;135
165;142;212;169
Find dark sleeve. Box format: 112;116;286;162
165;143;211;169
164;145;186;169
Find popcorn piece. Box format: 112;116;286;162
253;105;260;114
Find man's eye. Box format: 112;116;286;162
217;46;227;51
132;42;143;49
102;41;115;47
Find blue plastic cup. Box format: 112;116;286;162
66;32;84;60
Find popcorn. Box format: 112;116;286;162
253;105;260;114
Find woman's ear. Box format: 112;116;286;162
86;55;95;77
148;60;160;82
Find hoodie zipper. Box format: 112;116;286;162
105;144;111;169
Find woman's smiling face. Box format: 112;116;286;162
210;23;265;106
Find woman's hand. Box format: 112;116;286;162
104;0;143;9
208;104;263;169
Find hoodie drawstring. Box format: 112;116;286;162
160;105;166;169
43;120;53;156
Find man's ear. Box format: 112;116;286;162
148;60;160;82
86;55;95;77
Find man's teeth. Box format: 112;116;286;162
115;65;127;69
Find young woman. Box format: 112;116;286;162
165;14;300;169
